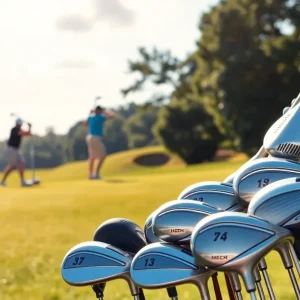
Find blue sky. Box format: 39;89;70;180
0;0;218;139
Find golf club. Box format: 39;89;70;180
191;212;294;299
150;200;240;299
61;241;144;300
130;242;215;300
94;96;102;107
143;213;179;300
93;218;146;300
177;181;242;212
253;267;266;300
233;157;300;206
248;177;300;276
152;200;222;245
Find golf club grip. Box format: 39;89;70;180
139;288;146;300
212;273;223;300
224;274;236;300
167;286;178;298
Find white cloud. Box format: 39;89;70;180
94;0;135;26
56;15;93;32
56;0;135;33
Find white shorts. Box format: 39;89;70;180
5;146;25;166
86;135;106;160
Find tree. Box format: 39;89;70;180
125;104;159;149
191;0;300;154
154;97;224;164
103;115;129;154
121;47;195;103
66;122;88;161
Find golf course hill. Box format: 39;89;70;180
40;146;246;183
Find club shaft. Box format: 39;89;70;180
256;281;265;300
250;291;257;300
224;274;236;300
287;268;300;299
258;261;276;300
212;273;222;300
236;292;243;300
227;272;243;300
288;243;300;278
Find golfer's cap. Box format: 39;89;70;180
16;118;23;125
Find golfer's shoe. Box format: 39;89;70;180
21;180;33;187
0;182;7;187
89;174;101;180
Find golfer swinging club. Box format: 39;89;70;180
1;118;33;187
83;105;114;179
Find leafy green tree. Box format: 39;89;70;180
191;0;300;154
154;98;224;164
125;104;159;149
122;47;195;103
103;115;129;154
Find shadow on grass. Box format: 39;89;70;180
104;178;137;184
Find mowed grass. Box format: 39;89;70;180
0;147;296;300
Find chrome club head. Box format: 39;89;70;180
144;211;161;244
143;213;179;300
130;242;214;300
177;181;242;211
152;200;222;244
191;211;294;297
248;178;300;278
233;157;300;206
264;101;300;160
61;241;142;299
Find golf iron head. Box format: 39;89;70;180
191;211;294;298
130;242;215;300
177;181;242;211
152;200;222;244
61;241;143;300
233;157;300;206
248;177;300;275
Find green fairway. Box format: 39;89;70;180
0;148;296;300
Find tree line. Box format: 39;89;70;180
1;0;299;168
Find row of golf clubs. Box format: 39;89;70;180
61;93;300;299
